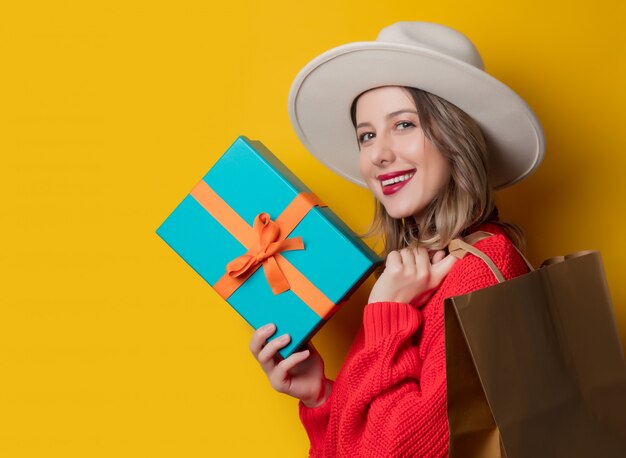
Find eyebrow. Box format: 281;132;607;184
356;109;418;129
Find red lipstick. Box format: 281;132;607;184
377;169;416;196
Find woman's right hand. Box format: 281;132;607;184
249;323;330;408
368;246;457;306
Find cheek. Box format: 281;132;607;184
358;157;380;193
424;147;451;186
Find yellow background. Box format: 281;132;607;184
2;1;625;456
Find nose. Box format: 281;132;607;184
369;133;395;166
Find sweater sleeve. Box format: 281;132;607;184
298;232;529;457
298;379;334;452
299;304;429;456
348;300;449;457
298;301;448;457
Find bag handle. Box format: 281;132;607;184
539;250;595;267
449;231;535;284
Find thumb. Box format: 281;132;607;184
431;253;458;280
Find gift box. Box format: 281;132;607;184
156;136;382;358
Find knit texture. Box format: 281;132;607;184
299;224;530;457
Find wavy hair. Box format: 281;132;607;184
350;86;524;257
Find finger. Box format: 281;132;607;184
414;246;430;275
431;253;458;283
270;349;312;394
305;341;320;356
249;323;276;356
399;248;415;271
257;333;291;372
386;250;402;267
430;250;446;264
276;349;311;374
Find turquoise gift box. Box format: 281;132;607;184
156;136;382;358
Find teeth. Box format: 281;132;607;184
382;172;414;187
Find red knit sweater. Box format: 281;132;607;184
298;225;530;457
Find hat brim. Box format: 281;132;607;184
288;42;545;189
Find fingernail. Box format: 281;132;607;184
259;323;275;333
277;334;290;342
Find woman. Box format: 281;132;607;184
249;22;544;457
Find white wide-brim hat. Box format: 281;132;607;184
288;22;545;189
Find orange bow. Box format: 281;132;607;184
225;212;304;294
190;180;335;318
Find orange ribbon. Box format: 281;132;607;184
225;212;304;294
189;179;337;319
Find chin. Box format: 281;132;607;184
381;199;428;221
383;205;416;220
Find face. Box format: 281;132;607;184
356;86;451;221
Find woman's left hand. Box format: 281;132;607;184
368;247;457;306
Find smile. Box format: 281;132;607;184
377;169;416;196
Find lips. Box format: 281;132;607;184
377;169;416;196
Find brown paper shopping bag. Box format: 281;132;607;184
445;234;626;458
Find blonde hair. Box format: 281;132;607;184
350;86;525;257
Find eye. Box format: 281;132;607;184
396;121;415;130
358;132;375;144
